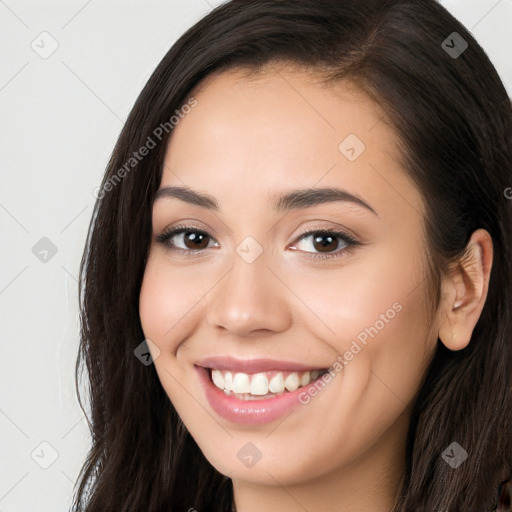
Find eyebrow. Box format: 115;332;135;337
154;186;378;216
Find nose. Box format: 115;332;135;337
206;252;292;337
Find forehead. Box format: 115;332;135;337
160;65;424;221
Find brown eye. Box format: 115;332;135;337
180;230;210;250
310;233;339;253
155;226;219;253
290;229;360;261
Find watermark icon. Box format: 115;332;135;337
504;187;512;200
134;339;161;365
236;236;264;263
338;133;366;161
237;442;262;468
30;441;59;469
298;301;403;404
441;442;468;468
31;31;59;59
93;97;198;199
32;236;58;263
441;32;468;59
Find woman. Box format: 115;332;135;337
73;1;512;510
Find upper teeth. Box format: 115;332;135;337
211;369;325;396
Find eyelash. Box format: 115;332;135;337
155;224;360;260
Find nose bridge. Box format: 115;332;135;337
206;240;292;335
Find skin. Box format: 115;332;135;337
138;64;493;512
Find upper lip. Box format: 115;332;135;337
195;356;329;373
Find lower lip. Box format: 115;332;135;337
195;365;326;425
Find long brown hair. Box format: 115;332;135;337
72;1;512;510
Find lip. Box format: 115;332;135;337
195;358;333;425
196;356;327;373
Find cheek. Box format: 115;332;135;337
282;246;434;403
138;253;210;352
282;245;427;347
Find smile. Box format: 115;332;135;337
195;357;334;424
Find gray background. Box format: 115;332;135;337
1;1;511;510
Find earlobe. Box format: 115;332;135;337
437;229;493;351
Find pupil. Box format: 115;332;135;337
186;232;208;249
314;234;337;252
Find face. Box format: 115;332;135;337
139;65;438;488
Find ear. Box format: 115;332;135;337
438;228;493;351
